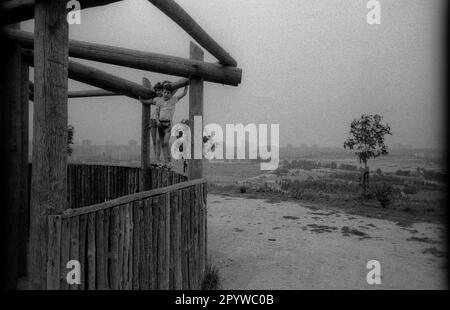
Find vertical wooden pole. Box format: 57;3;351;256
141;78;151;191
0;24;22;290
18;59;30;278
29;0;69;289
188;42;204;180
46;215;61;290
141;103;151;190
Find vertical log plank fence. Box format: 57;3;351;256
47;176;207;290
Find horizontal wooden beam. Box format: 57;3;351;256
29;78;188;100
29;87;122;100
68;89;121;98
3;29;242;86
22;49;156;100
0;0;123;25
30;79;120;98
70;78;191;98
62;178;207;218
147;0;237;67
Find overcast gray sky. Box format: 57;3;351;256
24;0;445;148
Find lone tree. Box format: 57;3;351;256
343;114;392;195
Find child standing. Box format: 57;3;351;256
156;83;188;164
139;82;163;162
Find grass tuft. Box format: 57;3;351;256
201;263;221;290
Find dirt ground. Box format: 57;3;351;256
207;194;447;290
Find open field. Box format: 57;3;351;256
205;154;446;225
310;155;444;173
204;161;263;185
204;154;447;289
207;194;447;289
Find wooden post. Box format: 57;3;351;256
188;42;204;180
140;78;151;191
46;215;61;290
18;59;30;278
0;24;22;290
28;0;69;289
165;192;171;289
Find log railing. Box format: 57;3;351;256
46;178;207;290
21;164;190;282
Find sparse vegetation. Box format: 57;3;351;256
201;263;221;290
395;169;411;176
423;169;446;183
339;163;358;171
371;183;395;208
205;150;445;224
403;185;419;195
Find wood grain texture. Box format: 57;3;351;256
62;178;207;218
28;0;69;289
188;42;204;180
46;215;61;290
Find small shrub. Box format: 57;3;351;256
201;263;221;290
274;167;289;176
339;163;358;171
402;206;413;213
371;183;395;208
395;170;411;177
423;169;446;183
239;186;247;194
403;185;419;195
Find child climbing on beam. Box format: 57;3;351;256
139;80;163;163
156;82;188;164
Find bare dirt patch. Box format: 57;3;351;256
422;247;447;258
307;224;338;234
407;236;442;245
208;194;446;289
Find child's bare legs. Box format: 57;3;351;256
158;124;172;164
162;126;172;163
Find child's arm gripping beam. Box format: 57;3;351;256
176;86;188;101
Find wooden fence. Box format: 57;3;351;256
46;178;207;290
24;164;188;246
66;164;188;209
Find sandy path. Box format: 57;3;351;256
207;194;447;290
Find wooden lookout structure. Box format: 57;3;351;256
0;0;242;290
